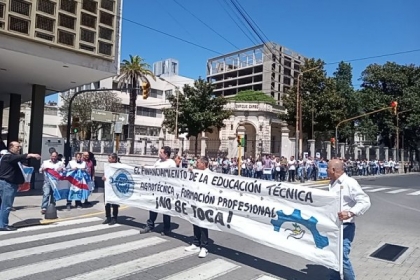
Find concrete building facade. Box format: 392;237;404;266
202;43;305;159
0;0;123;167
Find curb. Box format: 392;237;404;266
13;206;130;228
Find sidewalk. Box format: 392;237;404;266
9;188;107;228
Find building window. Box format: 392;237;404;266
10;0;31;17
60;0;76;14
284;68;291;77
134;126;160;137
149;89;163;98
283;77;291;86
37;0;56;15
137;107;159;118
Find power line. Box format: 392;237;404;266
122;16;420;66
122;18;223;55
171;0;239;49
229;0;270;43
218;0;259;45
327;49;420;65
155;0;197;40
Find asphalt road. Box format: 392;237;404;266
1;173;418;279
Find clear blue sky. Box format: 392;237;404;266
47;0;420;102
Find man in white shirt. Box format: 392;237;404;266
328;159;371;280
140;146;176;236
40;151;64;214
66;153;87;210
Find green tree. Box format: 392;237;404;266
162;79;232;156
281;58;346;140
117;55;155;153
357;62;420;151
230;90;276;104
60;91;122;140
333;61;358;143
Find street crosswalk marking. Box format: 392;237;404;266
0;218;319;280
0;223;119;247
365;187;391;193
1;237;167;280
161;259;240;280
407;190;420;196
0;229;139;262
254;276;280;280
63;246;198;280
295;182;420;196
386;189;411;194
0;217;102;235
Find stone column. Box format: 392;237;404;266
308;139;315;158
365;146;370;161
352;144;358;159
323;141;331;159
280;126;290;157
339;143;345;158
289;138;296;158
374;146;379;160
200;136;207;156
159;137;164;149
392;148;396;161
7;93;21;145
400;149;404;162
384;147;389;161
228;136;236;159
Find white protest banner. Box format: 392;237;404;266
104;163;341;271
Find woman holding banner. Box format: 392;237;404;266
185;156;211;258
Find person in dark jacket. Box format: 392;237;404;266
0;141;41;231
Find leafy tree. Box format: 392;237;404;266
357;62;420;151
162;78;232;156
59;91;122;140
281;58;346;140
116;55;155;153
333;62;358;143
229;90;276;104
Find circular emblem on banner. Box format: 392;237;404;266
109;169;135;199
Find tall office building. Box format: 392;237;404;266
0;0;123;160
153;58;179;77
206;43;305;105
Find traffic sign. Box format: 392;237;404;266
91;110;113;123
114;122;123;134
116;113;129;125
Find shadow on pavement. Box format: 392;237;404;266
116;216;331;280
12;218;43;228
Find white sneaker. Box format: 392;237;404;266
198;247;208;258
185;244;200;252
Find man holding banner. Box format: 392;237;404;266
0;142;41;231
139;146;176;236
40;151;64;214
328;159;371;280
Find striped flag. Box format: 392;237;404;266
45;169;92;201
17;165;34;192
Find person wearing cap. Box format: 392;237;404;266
139;146;176;236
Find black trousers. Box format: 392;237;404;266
147;211;171;231
105;203;119;218
288;170;296;182
192;224;209;248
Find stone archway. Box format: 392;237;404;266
239;122;257;158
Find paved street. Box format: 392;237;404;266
1;173;419;280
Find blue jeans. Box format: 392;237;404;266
0;180;18;228
41;181;55;210
331;223;356;280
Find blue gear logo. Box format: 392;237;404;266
271;209;329;249
109;169;135;199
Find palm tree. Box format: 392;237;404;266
117;55;155;153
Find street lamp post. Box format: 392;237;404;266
295;66;320;159
158;76;180;139
64;87;139;165
334;104;397;157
